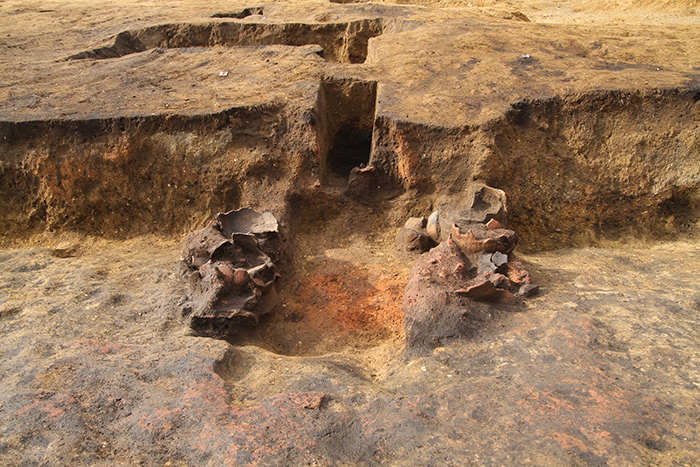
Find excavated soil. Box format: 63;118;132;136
1;0;700;465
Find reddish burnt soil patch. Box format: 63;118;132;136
289;259;404;343
231;249;408;356
211;185;413;356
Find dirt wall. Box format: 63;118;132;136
0;104;318;243
370;87;700;250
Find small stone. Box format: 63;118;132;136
232;268;251;288
404;217;428;231
426;210;440;242
518;283;539;297
397;228;435;253
347;165;378;200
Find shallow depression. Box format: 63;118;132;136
67;18;385;64
226;192;409;356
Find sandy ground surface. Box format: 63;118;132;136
1;230;699;465
1;0;700;465
1;0;700;124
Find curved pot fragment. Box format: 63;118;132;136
179;208;281;336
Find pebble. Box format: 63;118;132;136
518;283;540;297
426;210;440;241
488;273;511;288
233;268;251;288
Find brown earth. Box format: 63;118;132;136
1;0;700;465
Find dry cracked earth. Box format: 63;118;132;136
1;0;700;465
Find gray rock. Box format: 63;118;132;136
477;252;497;274
518;283;540;297
492;251;508;267
397;228;435;253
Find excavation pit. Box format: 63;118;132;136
2;90;699;355
315;78;378;184
2;2;700;464
67;18;385;64
5;87;699;359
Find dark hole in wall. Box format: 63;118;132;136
316;78;378;183
659;187;696;230
328;125;373;177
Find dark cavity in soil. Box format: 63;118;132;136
212;7;264;19
316;78;378;182
328;125;373;177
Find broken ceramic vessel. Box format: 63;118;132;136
427;183;508;244
397;182;513;255
179;208;280;335
401;183;538;348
